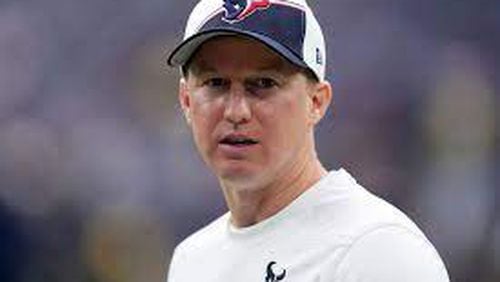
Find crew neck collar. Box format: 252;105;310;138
225;169;352;238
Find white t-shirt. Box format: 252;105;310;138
167;169;449;282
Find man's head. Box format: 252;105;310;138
168;0;332;189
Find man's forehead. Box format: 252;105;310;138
188;36;298;75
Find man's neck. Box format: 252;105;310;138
220;157;327;228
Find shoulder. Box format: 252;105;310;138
169;212;229;266
313;170;449;281
310;170;424;238
176;211;229;252
321;225;450;281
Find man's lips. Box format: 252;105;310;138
218;133;259;147
217;133;260;159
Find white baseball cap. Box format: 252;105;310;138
167;0;327;81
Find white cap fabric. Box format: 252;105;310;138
167;0;326;81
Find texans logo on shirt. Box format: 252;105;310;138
265;261;286;282
222;0;271;23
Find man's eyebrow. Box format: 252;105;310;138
254;63;299;76
189;60;293;76
255;59;287;72
188;61;217;76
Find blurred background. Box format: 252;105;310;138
0;0;497;281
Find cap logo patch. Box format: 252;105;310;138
222;0;271;23
316;48;323;65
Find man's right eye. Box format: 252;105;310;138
204;78;229;89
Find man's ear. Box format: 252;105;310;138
308;81;333;126
179;78;192;125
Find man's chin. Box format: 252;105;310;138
217;168;255;181
215;164;262;186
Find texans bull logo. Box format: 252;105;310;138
265;261;286;282
223;0;271;23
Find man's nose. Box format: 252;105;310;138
223;85;251;126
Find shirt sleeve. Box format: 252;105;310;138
320;226;450;282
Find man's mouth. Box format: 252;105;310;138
219;135;259;147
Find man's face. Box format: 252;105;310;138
180;36;326;189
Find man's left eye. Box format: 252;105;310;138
250;78;278;89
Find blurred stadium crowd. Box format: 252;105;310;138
0;0;497;281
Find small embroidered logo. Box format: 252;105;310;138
265;261;286;282
316;47;323;65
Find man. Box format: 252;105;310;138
166;0;449;281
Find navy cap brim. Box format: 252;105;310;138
167;28;309;71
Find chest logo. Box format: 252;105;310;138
222;0;271;23
265;261;286;282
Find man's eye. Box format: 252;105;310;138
253;78;277;89
246;78;278;92
204;78;229;88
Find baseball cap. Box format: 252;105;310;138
167;0;326;81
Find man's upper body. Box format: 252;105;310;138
168;169;449;282
166;0;450;281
